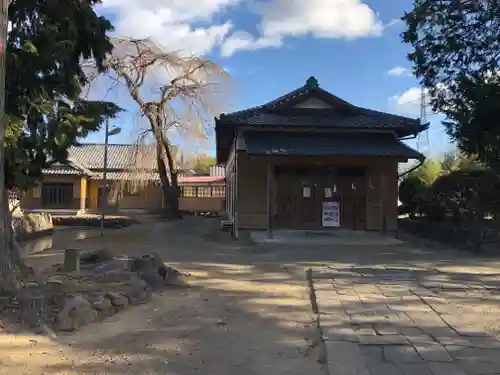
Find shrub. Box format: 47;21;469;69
421;169;493;222
398;175;428;218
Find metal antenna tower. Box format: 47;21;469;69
417;86;430;155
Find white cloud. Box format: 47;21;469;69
388;66;411;77
101;0;238;56
389;87;423;117
386;18;404;28
221;0;384;56
220;31;282;57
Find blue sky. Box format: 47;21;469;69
88;0;454;158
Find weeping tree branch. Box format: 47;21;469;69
86;37;231;218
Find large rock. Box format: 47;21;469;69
92;260;134;283
132;254;166;288
90;295;113;315
124;276;151;305
57;295;97;331
106;292;129;308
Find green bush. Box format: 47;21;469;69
419;169;498;222
398;175;428;218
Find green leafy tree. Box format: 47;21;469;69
0;0;120;291
441;151;483;175
191;155;217;175
410;159;441;186
399;159;440;218
403;1;500;166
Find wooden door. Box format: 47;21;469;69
275;167;322;229
274;165;367;230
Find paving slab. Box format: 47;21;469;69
312;239;500;375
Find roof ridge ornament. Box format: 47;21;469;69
306;76;319;88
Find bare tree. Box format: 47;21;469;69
91;37;230;218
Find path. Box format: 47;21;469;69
6;218;500;375
311;242;500;375
1;218;325;375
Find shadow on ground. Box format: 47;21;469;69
3;217;500;375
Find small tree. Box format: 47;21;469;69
92;38;230;218
409;159;441;186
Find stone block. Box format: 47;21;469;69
64;248;80;273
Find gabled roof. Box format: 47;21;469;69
215;77;427;163
217;77;423;132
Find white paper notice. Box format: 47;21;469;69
322;201;340;227
324;188;332;198
303;186;311;198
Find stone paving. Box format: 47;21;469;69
314;265;500;375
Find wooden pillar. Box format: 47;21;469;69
380;172;387;235
267;161;273;239
79;176;87;213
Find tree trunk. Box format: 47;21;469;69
0;190;21;293
161;132;181;219
155;142;172;217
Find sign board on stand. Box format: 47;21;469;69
322;201;340;227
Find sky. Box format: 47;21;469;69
86;0;455;158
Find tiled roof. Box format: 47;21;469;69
42;160;92;176
219;111;418;132
244;131;424;159
43;144;225;182
217;77;425;134
68;143;157;170
89;171;160;181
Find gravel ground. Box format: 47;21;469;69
1;218;325;375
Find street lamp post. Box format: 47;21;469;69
100;120;121;236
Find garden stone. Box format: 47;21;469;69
125;276;151;305
46;276;63;285
57;295;97;331
106;292;128;308
133;254;168;288
64;249;80;273
90;295;113;314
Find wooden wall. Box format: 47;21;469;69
235;154;399;232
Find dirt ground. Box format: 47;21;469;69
0;218;326;375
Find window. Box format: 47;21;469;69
42;183;74;208
212;185;225;197
197;186;212;198
181;186;196;197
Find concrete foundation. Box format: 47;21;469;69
250;229;403;246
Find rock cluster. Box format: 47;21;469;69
0;249;185;333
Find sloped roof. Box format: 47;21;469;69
42;143;226;182
42;161;83;175
68;143;157;170
217;77;423;132
244;132;424;160
215;77;427;163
